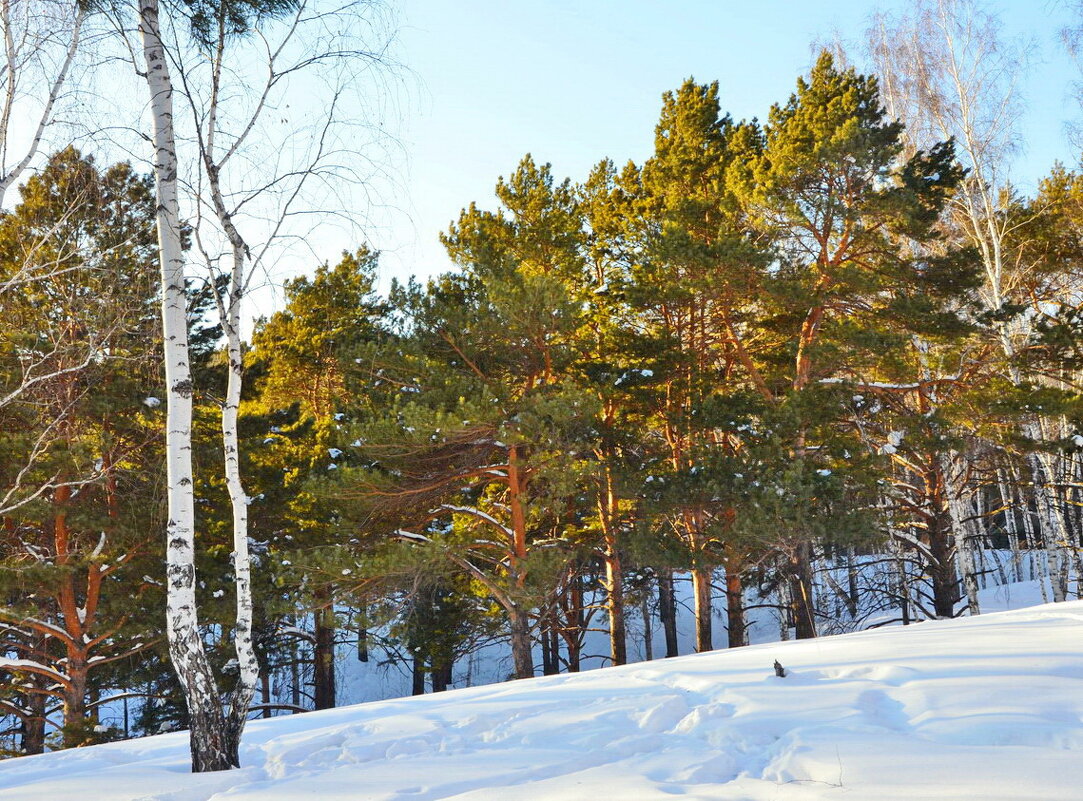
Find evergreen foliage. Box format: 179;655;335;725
6;49;1083;757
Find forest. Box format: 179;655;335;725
3;0;1083;774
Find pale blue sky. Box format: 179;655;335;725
47;0;1072;329
355;0;1079;292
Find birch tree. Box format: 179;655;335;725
134;0;239;772
0;147;163;753
868;0;1074;604
130;0;398;770
0;0;85;208
178;0;397;731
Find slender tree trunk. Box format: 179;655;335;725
200;27;261;749
641;593;653;661
599;467;627;666
260;671;271;720
1015;472;1049;601
777;571;792;641
289;631;301;709
411;654;425;696
540;612;558;675
604;538;627;666
313;595;336;709
846;547;861;618
691;566;713;652
998;470;1023;583
356;620;369;663
139;0;230;772
1033;451;1070;603
790;541;817;639
508;606;533;680
724;564;746;648
220;247;258;749
23;678;46;755
657;568;679;657
893;534;911;625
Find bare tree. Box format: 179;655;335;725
123;0;399;771
0;0;85;207
1060;2;1083;152
868;0;1030;318
171;0;397;754
133;0;237;772
0;1;94;517
868;0;1074;606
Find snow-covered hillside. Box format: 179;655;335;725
3;597;1082;800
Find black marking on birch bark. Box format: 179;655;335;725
172;379;193;397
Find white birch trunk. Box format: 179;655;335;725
997;469;1023;583
220;244;259;746
776;573;791;642
941;454;980;615
1026;434;1069;604
138;0;230;773
1015;470;1049;603
201;45;260;742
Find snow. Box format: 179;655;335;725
4;592;1083;799
142;396;161;408
881;430;905;455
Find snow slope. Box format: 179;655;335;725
3;597;1083;800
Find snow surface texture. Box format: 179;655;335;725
3;598;1083;799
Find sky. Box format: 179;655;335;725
334;0;1081;303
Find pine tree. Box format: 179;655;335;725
247;248;386;709
0;148;164;751
728;52;967;637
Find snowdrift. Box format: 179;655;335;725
3;599;1082;800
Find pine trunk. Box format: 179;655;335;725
641;593;653;661
658;568;679;657
928;506;959;618
604;538;627;667
508;607;534;680
23;686;46;755
691;566;713;652
540;613;558;675
724;566;746;648
431;657;452;692
411;654;425;696
599;467;627;666
791;541;817;639
62;657;88;748
313;597;336;709
566;573;583;672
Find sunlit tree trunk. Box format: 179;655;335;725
138;0;229;772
